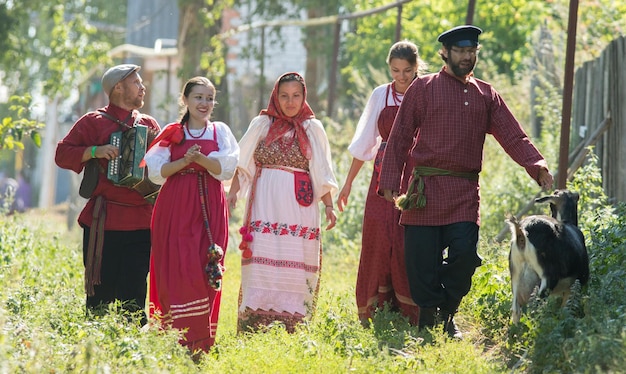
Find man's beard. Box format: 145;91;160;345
449;59;476;77
127;96;144;109
133;97;145;109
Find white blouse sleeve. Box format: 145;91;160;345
208;121;240;181
347;84;387;161
235;115;271;199
143;123;176;185
306;119;338;202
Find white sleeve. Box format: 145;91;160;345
235;115;271;199
306;119;338;202
143;123;178;185
347;84;387;161
207;121;240;181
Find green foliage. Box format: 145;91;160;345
341;0;551;92
0;1;120;96
464;151;626;373
337;0;626;110
0;95;43;150
0;0;125;149
2;151;626;372
0;3;17;57
0;212;201;372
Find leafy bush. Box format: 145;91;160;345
464;150;626;372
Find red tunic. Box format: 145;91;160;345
379;69;548;226
55;104;160;230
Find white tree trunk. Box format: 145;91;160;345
36;96;59;208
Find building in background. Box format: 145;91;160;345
118;0;307;131
49;0;307;214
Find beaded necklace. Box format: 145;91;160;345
391;82;404;106
186;121;208;139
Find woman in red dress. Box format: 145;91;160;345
337;41;426;326
143;76;239;353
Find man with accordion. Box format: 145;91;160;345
55;64;161;325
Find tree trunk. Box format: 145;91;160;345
304;8;325;114
178;2;208;79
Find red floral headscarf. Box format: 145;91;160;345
261;72;314;160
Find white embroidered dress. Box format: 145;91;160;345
235;115;337;327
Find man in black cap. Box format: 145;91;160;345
437;25;482;78
55;64;161;325
379;25;554;338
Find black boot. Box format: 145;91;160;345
418;307;438;330
441;310;463;340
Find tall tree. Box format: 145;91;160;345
177;0;234;121
0;0;126;150
228;0;345;114
0;0;126;207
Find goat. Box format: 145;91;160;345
506;189;589;323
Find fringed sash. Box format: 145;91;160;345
395;166;479;211
84;196;137;296
85;196;106;296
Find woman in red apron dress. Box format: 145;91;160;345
337;41;426;326
142;77;239;354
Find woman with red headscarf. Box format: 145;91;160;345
228;72;338;333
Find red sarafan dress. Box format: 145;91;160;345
146;123;237;352
350;83;419;326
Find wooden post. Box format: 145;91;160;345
327;21;341;117
395;5;402;42
466;0;476;25
259;26;266;113
557;0;579;189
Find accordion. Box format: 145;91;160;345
107;125;160;202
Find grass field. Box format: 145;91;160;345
2;161;626;373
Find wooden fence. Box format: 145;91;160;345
494;35;625;242
571;34;626;203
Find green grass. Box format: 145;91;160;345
4;199;624;373
1;150;625;373
0;205;503;373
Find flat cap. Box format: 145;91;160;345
101;64;141;97
437;25;482;47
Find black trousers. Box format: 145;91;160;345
404;222;482;312
82;227;151;322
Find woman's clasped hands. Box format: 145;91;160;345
184;144;203;165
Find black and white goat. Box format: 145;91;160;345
506;189;590;323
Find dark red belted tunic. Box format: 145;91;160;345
379;69;548;226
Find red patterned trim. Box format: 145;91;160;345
248;220;320;240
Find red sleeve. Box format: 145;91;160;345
55;112;115;174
